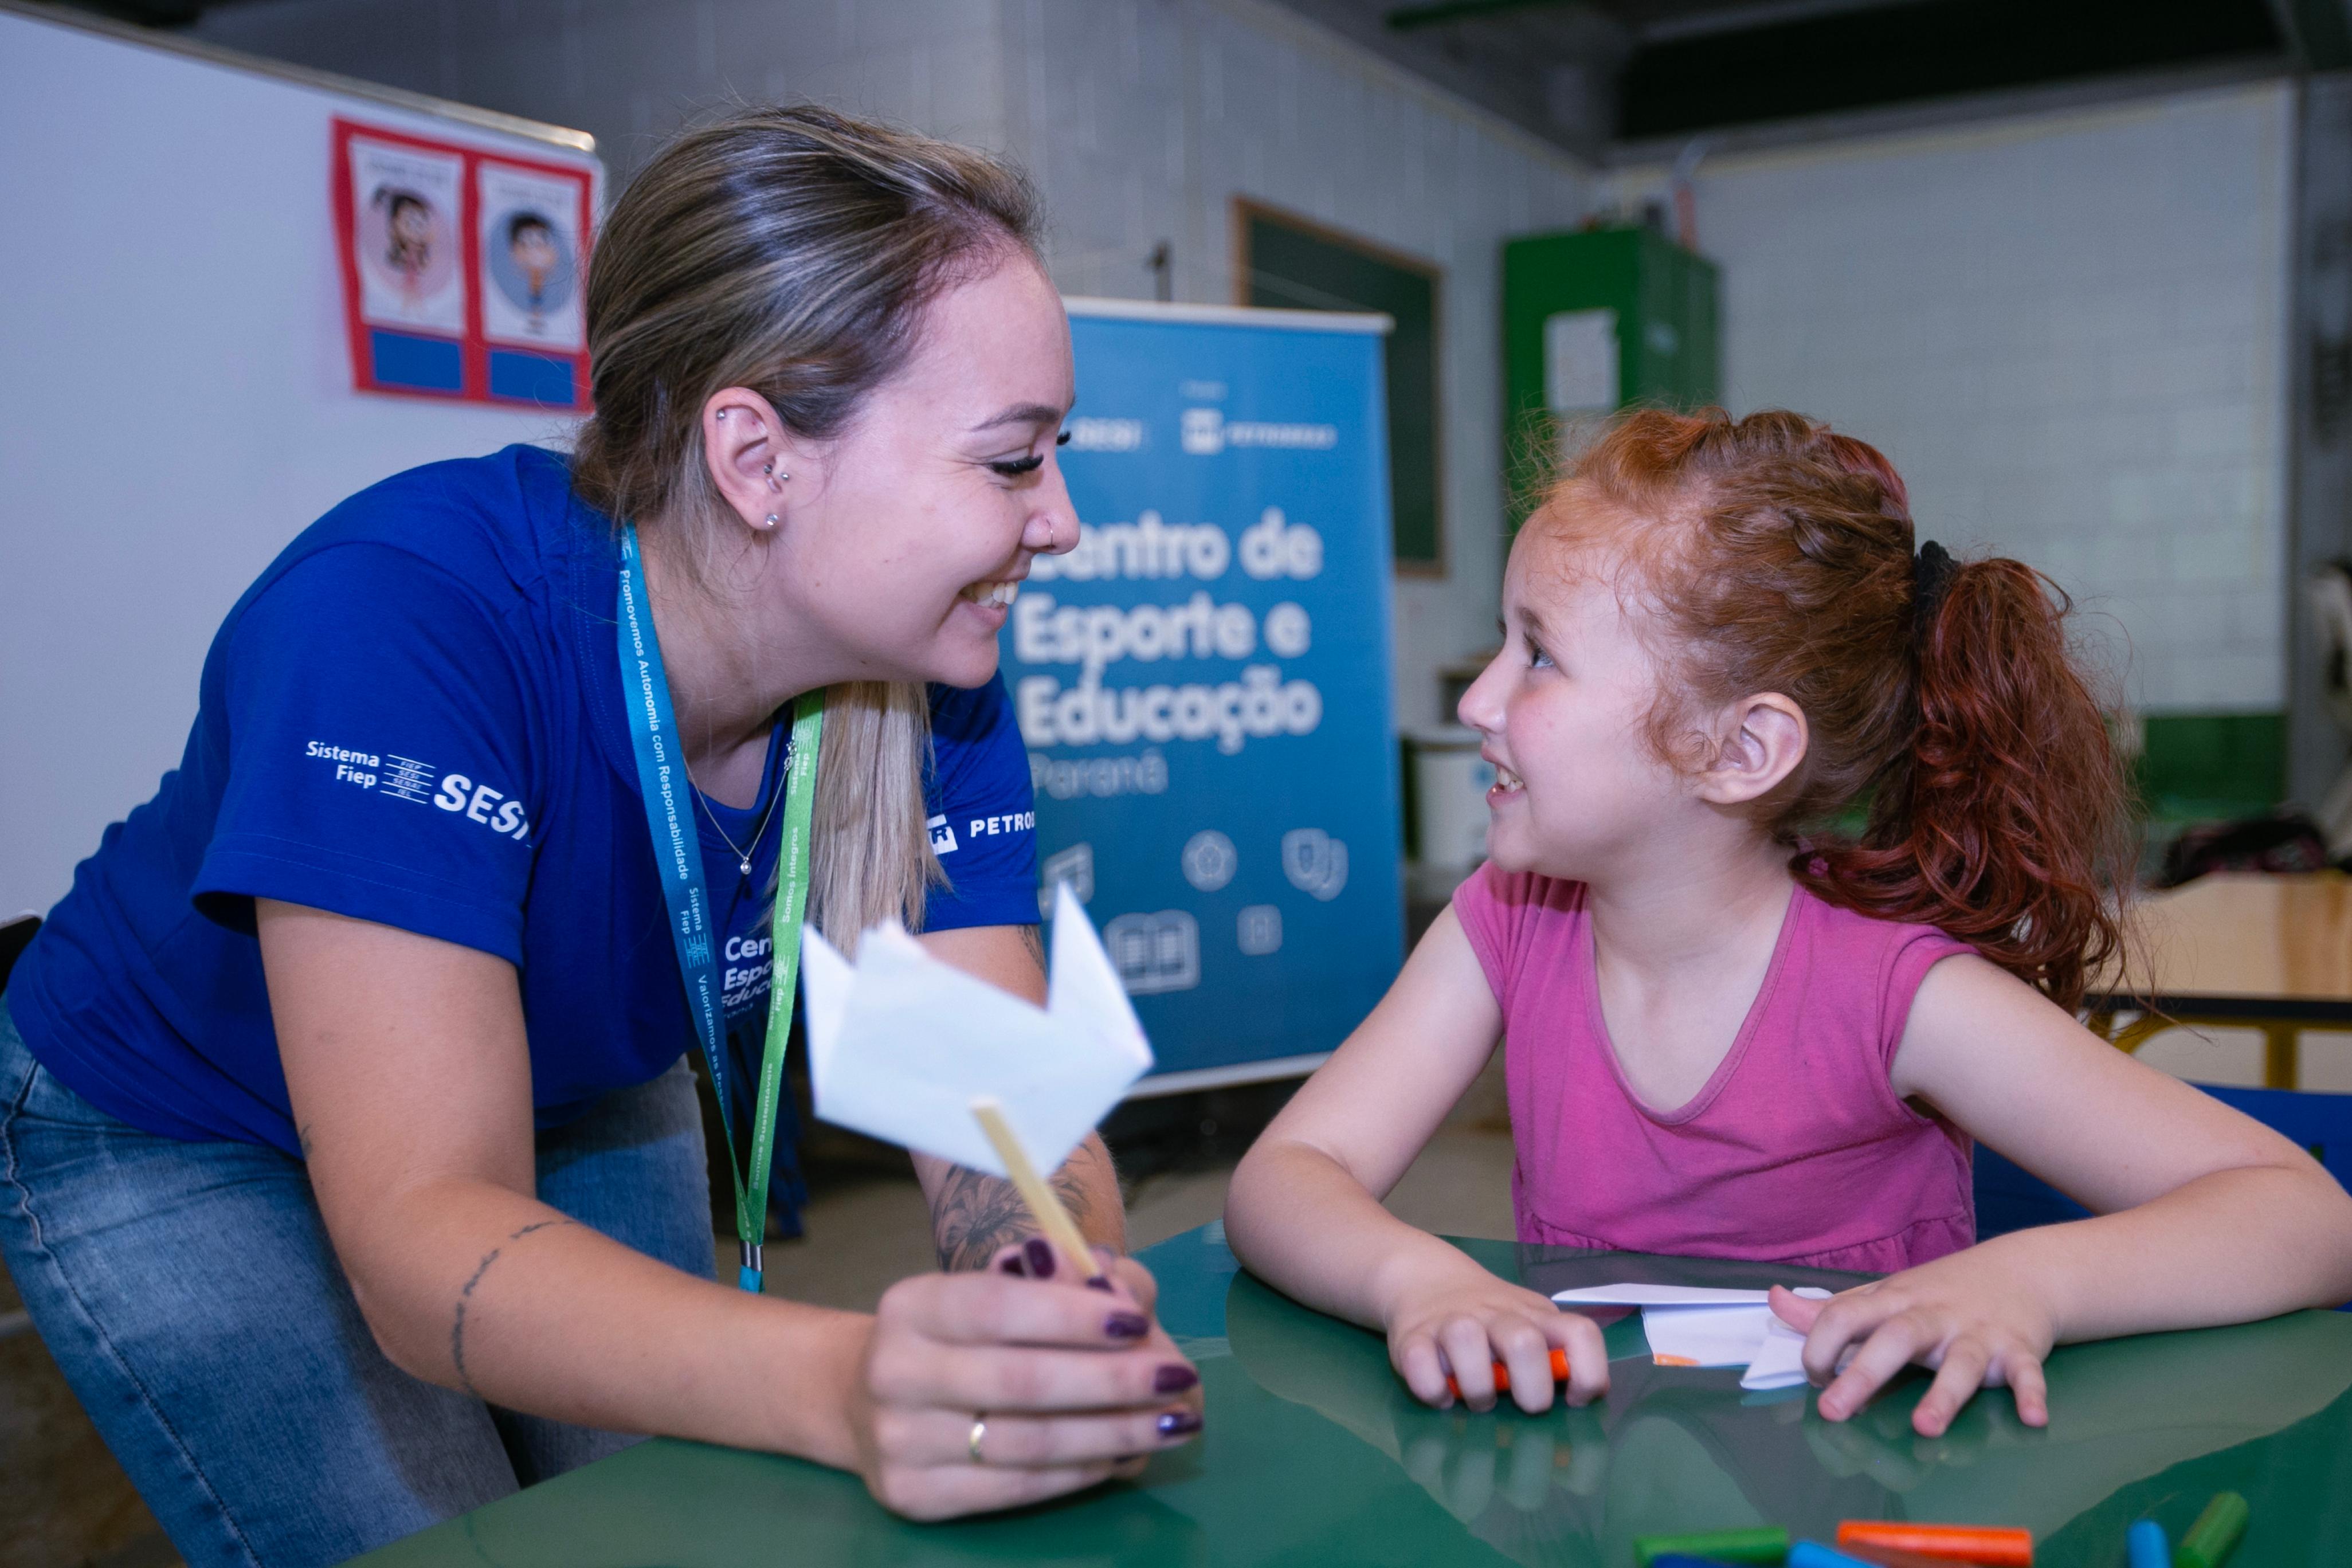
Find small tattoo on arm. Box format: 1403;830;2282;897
450;1246;500;1398
448;1219;578;1398
1017;923;1046;972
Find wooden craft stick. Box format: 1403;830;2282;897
970;1097;1101;1281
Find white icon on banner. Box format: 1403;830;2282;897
1181;830;1237;892
1281;829;1349;902
1039;842;1095;916
1237;904;1283;957
1103;911;1200;995
1180;407;1225;456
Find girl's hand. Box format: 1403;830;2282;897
1769;1251;2057;1438
844;1248;1201;1521
1383;1257;1609;1413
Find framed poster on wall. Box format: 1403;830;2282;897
332;118;594;409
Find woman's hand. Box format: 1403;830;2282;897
1769;1248;2058;1438
1382;1253;1608;1414
842;1247;1201;1521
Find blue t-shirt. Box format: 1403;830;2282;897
11;446;1041;1181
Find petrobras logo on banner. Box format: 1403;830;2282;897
1178;407;1338;456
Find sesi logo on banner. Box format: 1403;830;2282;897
1003;303;1403;1081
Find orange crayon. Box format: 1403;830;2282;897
1837;1522;2032;1567
1444;1347;1569;1399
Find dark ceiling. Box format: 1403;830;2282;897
50;0;2352;162
1273;0;2343;159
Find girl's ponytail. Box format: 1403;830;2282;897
1553;408;2134;1012
1797;551;2134;1012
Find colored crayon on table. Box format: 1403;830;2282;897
1789;1542;1877;1568
1633;1526;1791;1565
1444;1347;1569;1398
2175;1492;2249;1568
1836;1522;2033;1566
2124;1519;2168;1568
1842;1545;1962;1568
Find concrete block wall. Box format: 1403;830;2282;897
196;0;1592;730
1615;83;2294;715
195;0;1009;183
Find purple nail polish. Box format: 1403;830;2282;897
1153;1363;1198;1393
1085;1275;1115;1292
1023;1237;1056;1279
1157;1410;1202;1438
1106;1312;1150;1339
998;1253;1027;1276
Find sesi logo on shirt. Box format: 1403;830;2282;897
432;773;532;840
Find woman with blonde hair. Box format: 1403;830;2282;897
0;106;1196;1565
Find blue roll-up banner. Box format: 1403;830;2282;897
1002;299;1404;1087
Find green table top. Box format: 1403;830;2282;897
356;1225;2352;1566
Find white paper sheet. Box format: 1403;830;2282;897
1641;1303;1774;1367
1550;1283;1774;1308
1549;1283;1832;1385
801;882;1154;1175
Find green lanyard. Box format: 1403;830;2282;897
746;691;823;1291
617;522;822;1293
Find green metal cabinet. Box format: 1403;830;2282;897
1503;225;1720;528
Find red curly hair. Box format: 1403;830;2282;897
1532;407;2132;1011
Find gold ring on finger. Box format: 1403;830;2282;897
967;1414;989;1465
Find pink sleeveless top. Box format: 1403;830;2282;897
1453;866;1978;1274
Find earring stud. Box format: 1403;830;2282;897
762;513;779;528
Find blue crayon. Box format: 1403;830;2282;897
2126;1519;2168;1568
1789;1543;1876;1568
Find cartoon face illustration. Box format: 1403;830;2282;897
507;213;558;305
378;189;434;276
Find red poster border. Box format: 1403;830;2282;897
332;117;594;410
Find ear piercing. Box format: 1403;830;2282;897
761;513;779;529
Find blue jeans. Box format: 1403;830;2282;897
0;993;715;1568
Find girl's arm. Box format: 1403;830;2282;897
1778;951;2352;1437
262;900;1195;1520
1225;905;1609;1413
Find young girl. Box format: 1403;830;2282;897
1225;407;2352;1438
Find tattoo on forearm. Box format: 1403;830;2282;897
932;1140;1101;1271
448;1218;578;1399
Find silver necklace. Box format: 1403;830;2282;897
692;733;792;879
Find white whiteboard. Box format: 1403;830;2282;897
0;4;603;912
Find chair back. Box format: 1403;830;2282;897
0;916;37;994
1975;1082;2352;1246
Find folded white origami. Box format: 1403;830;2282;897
799;881;1155;1177
1550;1283;1832;1390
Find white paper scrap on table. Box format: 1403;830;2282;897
1550;1283;1773;1307
1551;1283;1831;1386
1740;1312;1814;1391
801;881;1154;1175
